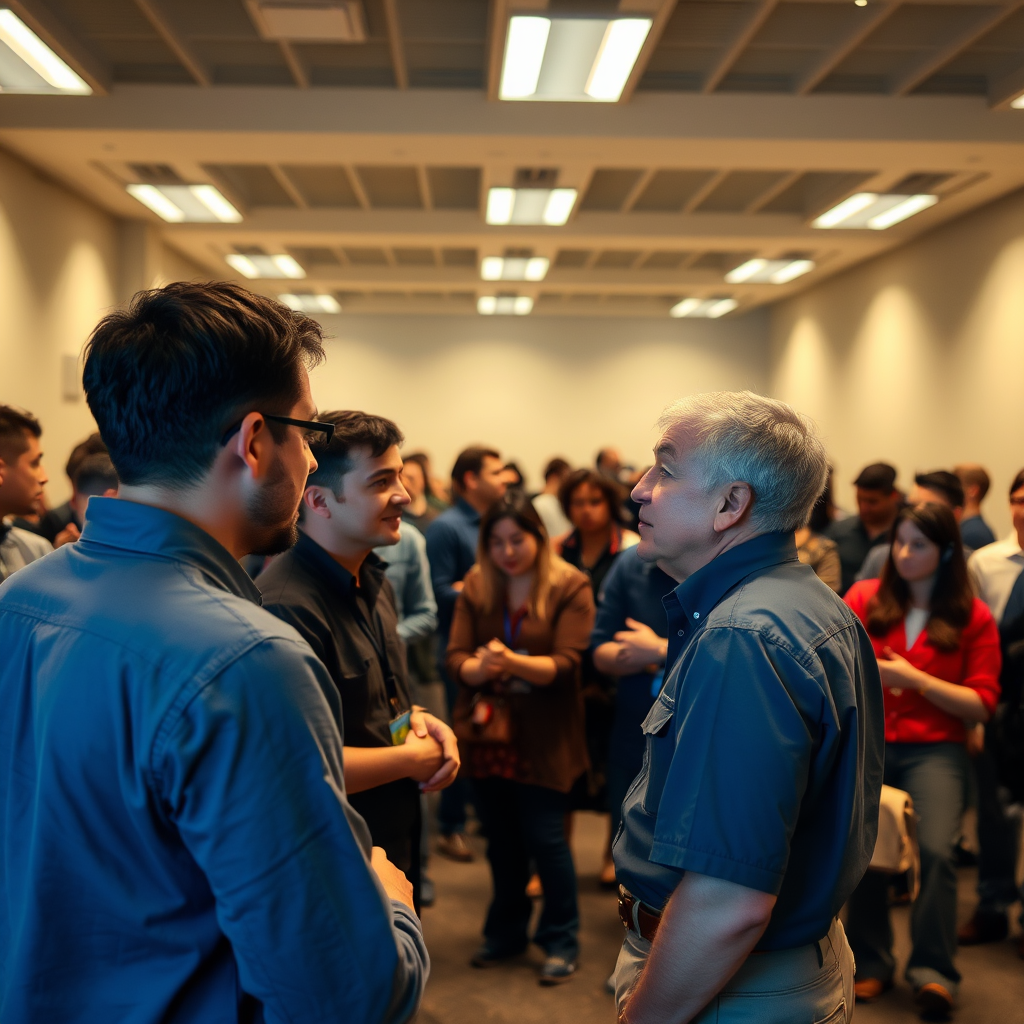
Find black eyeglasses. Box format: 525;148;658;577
220;414;335;447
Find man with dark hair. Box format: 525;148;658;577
259;410;459;912
826;462;902;594
0;405;51;581
533;456;572;539
48;449;120;547
21;431;108;544
955;463;997;550
0;283;428;1023
426;445;507;860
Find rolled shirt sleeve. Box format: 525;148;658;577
155;636;429;1024
646;628;815;896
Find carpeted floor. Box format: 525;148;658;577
418;811;1024;1024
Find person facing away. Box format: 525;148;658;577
955;463;997;551
0;283;428;1024
445;492;595;985
47;451;119;546
0;405;52;582
843;503;1000;1017
258;410;459;913
532;456;572;540
612;391;885;1024
826;461;902;595
856;470;969;583
425;444;507;861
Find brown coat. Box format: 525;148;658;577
446;559;595;792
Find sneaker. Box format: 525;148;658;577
957;911;1008;945
437;832;474;863
420;875;436;908
470;944;524;969
854;977;892;1003
915;982;954;1020
539;955;577;986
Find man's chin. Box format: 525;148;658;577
635;535;661;563
250;521;300;557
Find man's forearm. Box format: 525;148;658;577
621;873;775;1024
344;746;413;794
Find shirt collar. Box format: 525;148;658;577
664;530;799;628
0;517;11;544
291;529;386;607
79;497;263;604
455;498;481;524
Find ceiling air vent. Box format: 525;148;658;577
245;1;366;42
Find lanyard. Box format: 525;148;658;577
504;607;526;648
353;598;402;714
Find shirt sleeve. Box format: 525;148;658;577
649;628;816;895
960;602;1002;716
550;579;595;685
397;528;438;644
425;520;462;624
444;589;478;682
590;556;628;650
153;637;429;1024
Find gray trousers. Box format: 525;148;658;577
614;917;854;1024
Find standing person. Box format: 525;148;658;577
955;464;997;551
400;451;446;534
532;456;572;540
592;545;677;887
0;405;51;581
259;411;459;914
0;283;428;1023
826;462;902;594
958;468;1024;952
844;503;1000;1016
613;391;884;1024
47;452;119;546
426;445;507;861
447;493;594;984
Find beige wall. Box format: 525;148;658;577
308;311;770;490
770;187;1024;539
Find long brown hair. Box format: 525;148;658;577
477;492;561;619
867;503;972;651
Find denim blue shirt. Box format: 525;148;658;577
375;522;438;643
613;531;884;950
0;497;428;1023
425;498;480;639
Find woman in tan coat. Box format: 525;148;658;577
447;492;594;986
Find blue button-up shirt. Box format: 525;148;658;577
0;497;428;1023
425;498;480;639
614;531;884;950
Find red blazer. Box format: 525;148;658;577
845;579;1001;744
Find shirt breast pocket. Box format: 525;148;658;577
640;691;676;816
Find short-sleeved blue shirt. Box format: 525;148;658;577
613;531;884;950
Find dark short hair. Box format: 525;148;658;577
82;281;324;487
914;470;964;509
854;462;897;493
0;405;41;462
558;468;626;524
65;432;107;482
543;457;571;482
306;410;404;495
73;453;119;496
1011;468;1024;497
595;448;618;469
954;464;990;502
451;446;500;493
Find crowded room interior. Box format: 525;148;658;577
1;2;1024;1022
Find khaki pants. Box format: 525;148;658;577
614;917;854;1024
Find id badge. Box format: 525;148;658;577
389;709;411;746
506;649;533;694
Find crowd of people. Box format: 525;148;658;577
0;281;1022;1023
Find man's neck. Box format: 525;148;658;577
300;523;370;579
460;491;489;516
963;501;982;519
658;526;765;583
863;517;895;541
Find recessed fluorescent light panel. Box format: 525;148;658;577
813;193;938;230
670;297;738;319
486;188;577;226
127;184;243;223
500;15;652;102
0;9;90;93
478;295;534;316
279;293;341;314
1012;93;1024;109
725;258;815;284
225;253;305;279
480;256;549;281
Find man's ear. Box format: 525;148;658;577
712;481;754;534
230;411;272;480
303;485;334;520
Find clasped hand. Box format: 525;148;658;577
876;646;926;692
473;637;516;680
406;706;461;792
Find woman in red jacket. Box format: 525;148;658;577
844;503;1000;1018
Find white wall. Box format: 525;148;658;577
770;187;1024;539
308;310;771;490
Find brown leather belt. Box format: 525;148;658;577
617;886;662;942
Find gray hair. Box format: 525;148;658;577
657;391;829;534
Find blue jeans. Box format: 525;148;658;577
846;742;967;994
473;777;580;960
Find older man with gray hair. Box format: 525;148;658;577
612;391;884;1024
